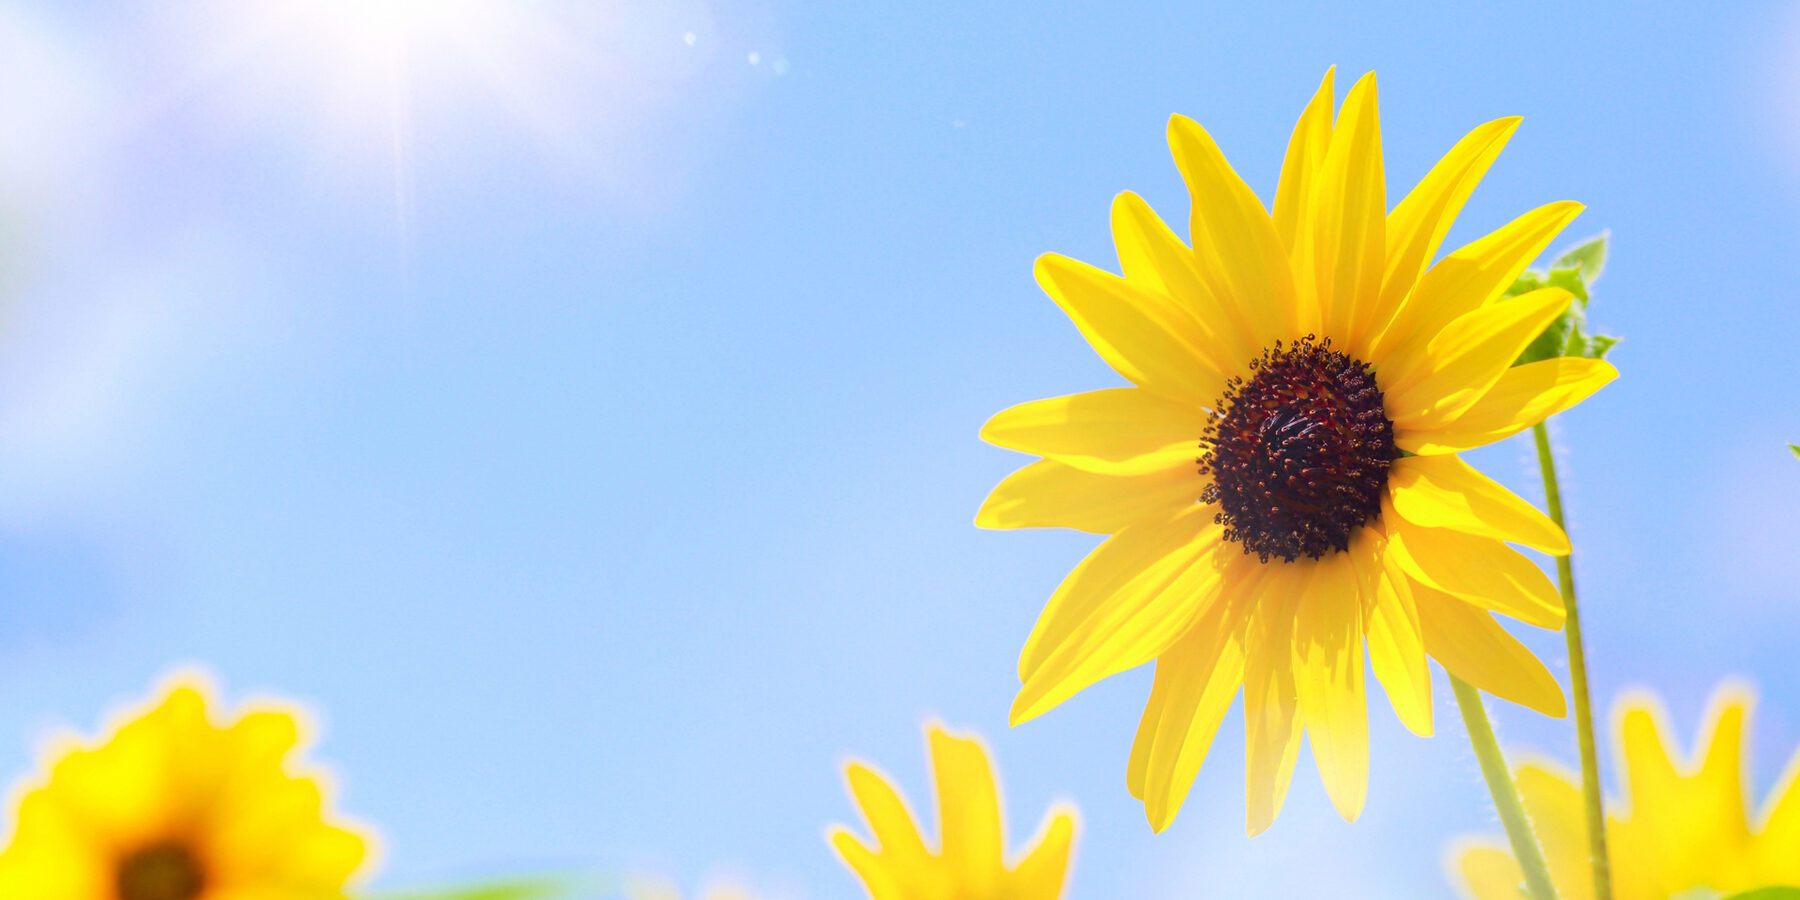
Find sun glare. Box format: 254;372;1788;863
268;0;509;95
172;0;686;163
301;0;493;59
151;0;737;215
171;0;569;194
343;0;457;38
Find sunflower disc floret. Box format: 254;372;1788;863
1201;335;1397;563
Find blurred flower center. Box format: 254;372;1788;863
116;842;206;900
1200;336;1396;562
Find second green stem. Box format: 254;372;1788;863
1533;421;1611;900
1451;676;1559;900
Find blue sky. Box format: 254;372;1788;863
1;1;1799;896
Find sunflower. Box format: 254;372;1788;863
0;675;374;900
828;723;1078;900
977;68;1618;834
1453;683;1800;899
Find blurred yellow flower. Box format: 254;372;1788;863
979;68;1616;834
828;724;1078;900
0;674;374;900
1453;683;1800;899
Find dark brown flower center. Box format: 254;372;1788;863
1199;336;1396;563
116;841;206;900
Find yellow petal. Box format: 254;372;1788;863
1124;556;1256;800
0;845;100;899
1383;506;1563;629
1243;561;1306;835
1034;253;1223;403
1273;68;1335;255
1018;502;1209;678
1112;191;1258;371
1143;640;1247;834
1168;114;1304;344
928;726;1004;888
1293;549;1369;821
979;388;1206;475
211;779;337;876
1453;842;1532;900
1305;71;1385;353
227;708;304;761
1400;356;1618;454
270;823;370;884
833;727;1077;900
1382;287;1574;432
1514;763;1597;900
842;762;930;864
828;827;907;900
1757;745;1800;884
1375;117;1520;348
1414;582;1566;718
1127;567;1255;831
1370;200;1583;362
1615;688;1757;889
977;459;1197;535
1388;454;1569;555
1013;505;1226;723
1367;556;1432;736
1009;804;1078;896
1691;688;1755;842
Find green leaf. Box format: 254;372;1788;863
1515;314;1573;366
1544;265;1591;305
1789;443;1800;460
1507;236;1618;366
1721;888;1800;900
1503;271;1545;299
1550;231;1608;284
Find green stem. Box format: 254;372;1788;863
1533;422;1612;900
1451;676;1560;900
